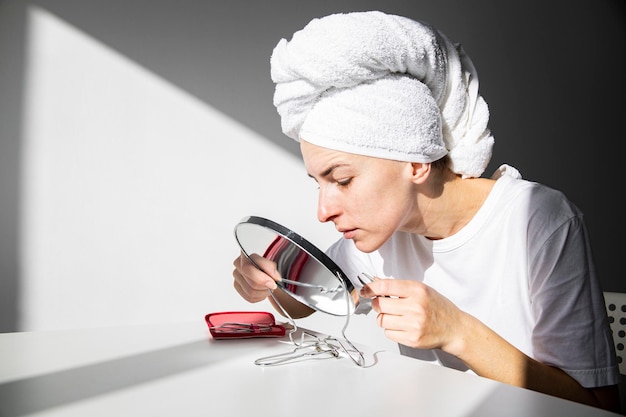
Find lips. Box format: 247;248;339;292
339;228;357;239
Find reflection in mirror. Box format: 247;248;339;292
234;216;355;316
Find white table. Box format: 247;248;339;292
0;320;619;416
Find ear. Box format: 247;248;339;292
409;162;431;185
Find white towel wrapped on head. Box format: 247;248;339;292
270;11;494;178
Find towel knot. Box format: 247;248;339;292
270;11;494;178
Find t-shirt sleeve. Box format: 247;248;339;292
528;199;619;387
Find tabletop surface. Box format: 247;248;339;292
0;320;620;417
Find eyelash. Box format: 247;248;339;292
311;178;352;190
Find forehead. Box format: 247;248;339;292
301;140;406;180
301;140;362;170
301;140;342;159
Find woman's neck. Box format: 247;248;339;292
420;174;495;240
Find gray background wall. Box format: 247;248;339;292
0;0;624;334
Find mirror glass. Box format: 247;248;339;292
234;216;355;316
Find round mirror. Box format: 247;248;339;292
234;216;355;316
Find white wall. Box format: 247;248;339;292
15;6;395;349
18;7;333;328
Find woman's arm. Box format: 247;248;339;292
362;279;620;412
453;310;620;412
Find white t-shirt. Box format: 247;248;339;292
326;166;619;388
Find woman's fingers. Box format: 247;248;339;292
232;252;280;302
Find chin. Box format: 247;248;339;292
353;239;381;254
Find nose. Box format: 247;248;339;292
317;186;340;223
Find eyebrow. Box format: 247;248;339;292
308;164;348;180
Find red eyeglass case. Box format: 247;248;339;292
205;311;287;339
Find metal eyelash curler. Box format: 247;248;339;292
253;330;340;366
210;322;276;334
253;275;365;367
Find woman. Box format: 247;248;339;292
232;11;620;412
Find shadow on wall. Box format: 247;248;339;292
0;1;27;333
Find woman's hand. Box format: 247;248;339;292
232;252;280;303
360;278;467;355
231;251;315;318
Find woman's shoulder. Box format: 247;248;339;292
491;167;582;223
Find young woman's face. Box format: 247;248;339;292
301;140;419;253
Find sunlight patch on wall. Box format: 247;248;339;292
20;6;335;331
